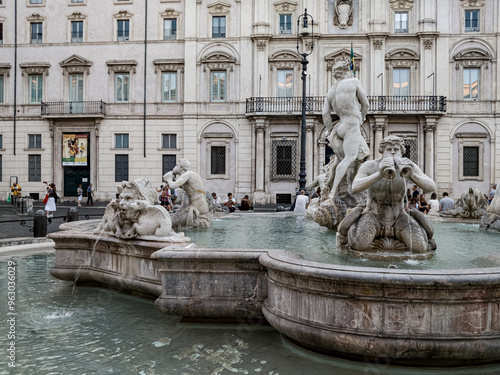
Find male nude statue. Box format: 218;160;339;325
163;159;209;216
338;136;436;253
322;59;370;199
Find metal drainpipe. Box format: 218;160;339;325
143;0;148;158
14;0;18;155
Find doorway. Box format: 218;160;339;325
64;166;90;197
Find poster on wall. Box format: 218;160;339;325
62;133;88;166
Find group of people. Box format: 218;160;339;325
211;192;253;213
77;183;94;207
405;184;461;215
156;185;177;211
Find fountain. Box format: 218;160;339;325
440;186;489;219
481;180;500;232
45;62;500;367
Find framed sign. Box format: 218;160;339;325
62;134;88;166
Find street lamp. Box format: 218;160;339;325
296;8;314;192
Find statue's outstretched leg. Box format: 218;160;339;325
347;212;380;251
394;210;429;253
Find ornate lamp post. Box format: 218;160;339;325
296;9;314;191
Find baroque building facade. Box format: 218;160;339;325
0;0;499;203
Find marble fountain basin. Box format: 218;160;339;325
48;216;500;366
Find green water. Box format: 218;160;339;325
184;216;500;270
1;253;500;374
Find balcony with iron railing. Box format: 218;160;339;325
41;100;107;118
245;96;446;115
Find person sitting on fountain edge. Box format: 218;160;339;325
338;135;437;254
223;193;236;213
238;195;253;211
439;192;454;212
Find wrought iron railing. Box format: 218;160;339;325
246;96;446;114
41;100;107;116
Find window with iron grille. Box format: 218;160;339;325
31;22;42;44
212;16;226;38
463;146;479;177
279;14;292;34
28;155;41;181
276;194;292;204
272;139;297;180
210;146;226;175
162;155;176;176
115;134;129;149
162;134;177;149
115;154;129;182
28;134;42;149
465;10;479;32
401;137;417;164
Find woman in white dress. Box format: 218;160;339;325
45;183;57;218
427;192;440;216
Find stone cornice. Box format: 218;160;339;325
20;62;51;76
106;60;138;74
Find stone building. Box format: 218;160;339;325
0;0;499;203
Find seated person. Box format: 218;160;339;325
418;194;429;214
223;193;236;213
212;192;222;211
238;195;253;211
407;197;418;210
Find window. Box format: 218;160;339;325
71;21;83;42
163;18;177;40
28;134;42;149
393;68;409;96
279;14;292;34
69;73;83;103
211;71;226;102
463;68;479;99
162;155;176;176
395;12;408;33
117;19;129;41
212;16;226;38
0;155;2;182
30;0;43;3
115;155;129;182
29;75;43;103
71;0;84;3
210;146;226;175
272;139;297;180
0;134;3;149
162;134;177;149
0;75;3;103
115;73;130;102
162;72;177;102
0;23;3;44
28;155;41;182
277;70;293;97
463;146;479;177
115;134;129;149
31;22;43;44
465;10;479;32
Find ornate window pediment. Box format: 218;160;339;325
390;0;414;10
0;63;12;77
106;60;137;74
27;13;46;22
153;59;184;73
160;8;180;18
454;48;491;69
201;52;236;72
385;48;419;69
274;1;297;12
20;62;50;76
60;55;92;75
460;0;484;7
208;1;231;15
268;51;300;71
325;49;361;71
114;10;133;19
68;11;86;21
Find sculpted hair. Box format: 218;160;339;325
177;159;192;171
378;135;406;155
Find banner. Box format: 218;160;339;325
62;134;88;166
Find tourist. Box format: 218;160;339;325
489;184;497;204
212;192;222;211
321;59;370;198
45;182;57;218
439;192;454;212
160;186;172;211
418;194;429;214
77;184;83;207
412;185;420;200
223;193;236;213
87;183;94;205
427;192;440;215
407;197;418;210
10;181;22;208
238;195;253;211
294;190;309;212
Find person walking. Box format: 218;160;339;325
77;184;83;207
10;181;22;208
45;183;57;218
87;183;94;205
